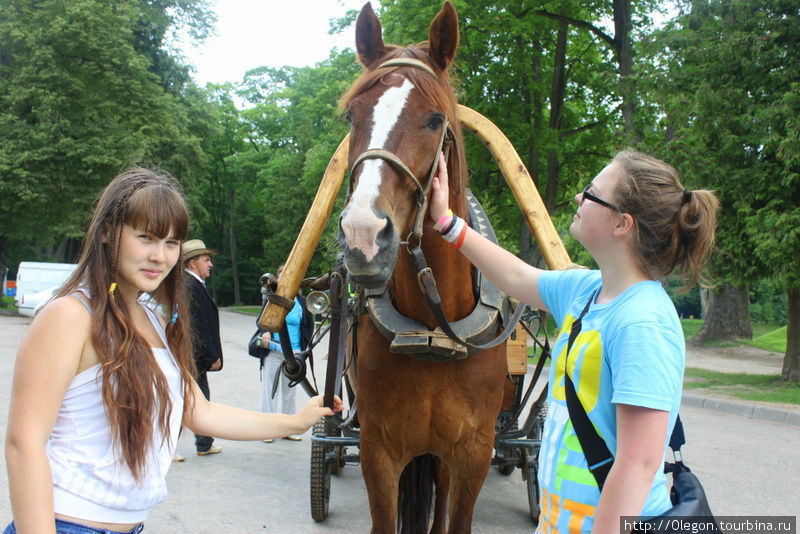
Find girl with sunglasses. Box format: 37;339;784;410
4;169;342;534
429;149;718;534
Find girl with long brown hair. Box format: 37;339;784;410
429;149;719;534
4;168;340;534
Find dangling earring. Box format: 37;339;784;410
108;282;117;297
170;303;179;324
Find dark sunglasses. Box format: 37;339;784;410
582;184;621;212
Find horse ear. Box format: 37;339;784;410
356;2;386;68
428;1;459;71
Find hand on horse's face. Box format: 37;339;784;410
429;152;450;222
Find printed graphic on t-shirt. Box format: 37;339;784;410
536;315;603;534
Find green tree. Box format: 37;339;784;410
186;51;360;306
0;0;213;281
648;0;800;380
242;52;359;284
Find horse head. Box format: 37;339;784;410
338;1;466;289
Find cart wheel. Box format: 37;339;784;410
525;454;540;522
525;411;546;523
310;419;331;522
325;416;343;476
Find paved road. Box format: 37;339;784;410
0;311;798;532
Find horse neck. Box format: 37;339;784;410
391;192;475;330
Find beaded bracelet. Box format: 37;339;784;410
440;215;458;236
434;209;454;232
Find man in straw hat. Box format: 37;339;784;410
182;239;224;458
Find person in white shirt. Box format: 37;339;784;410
4;168;342;534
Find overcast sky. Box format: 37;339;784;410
175;0;372;86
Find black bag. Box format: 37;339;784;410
634;460;719;533
248;329;271;359
563;292;720;534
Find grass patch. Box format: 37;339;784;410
680;318;703;340
679;319;786;353
684;368;800;405
1;296;15;309
229;305;260;315
744;326;787;354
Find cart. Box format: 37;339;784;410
257;104;574;526
261;264;552;524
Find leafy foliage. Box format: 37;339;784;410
646;0;800;290
0;0;213;272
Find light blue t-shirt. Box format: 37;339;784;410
535;269;684;534
269;297;303;353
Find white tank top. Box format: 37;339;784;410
47;296;184;523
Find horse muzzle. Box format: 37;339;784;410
338;210;399;288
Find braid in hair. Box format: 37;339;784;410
107;178;150;297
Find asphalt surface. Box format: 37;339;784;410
0;310;797;532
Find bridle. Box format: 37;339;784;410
343;57;526;357
346;57;455;245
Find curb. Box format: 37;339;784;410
682;393;800;427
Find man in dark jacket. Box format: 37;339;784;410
182;239;223;456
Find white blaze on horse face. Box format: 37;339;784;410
342;79;414;263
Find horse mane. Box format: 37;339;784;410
339;44;467;193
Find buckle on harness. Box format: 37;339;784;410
417;267;433;295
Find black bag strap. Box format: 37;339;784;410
562;290;615;489
564;291;686;490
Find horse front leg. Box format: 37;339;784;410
444;435;494;534
360;437;405;534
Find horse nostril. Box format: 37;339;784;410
376;216;394;246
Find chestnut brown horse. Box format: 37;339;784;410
338;3;508;533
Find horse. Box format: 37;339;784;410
338;3;509;532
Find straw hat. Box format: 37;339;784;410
181;239;218;262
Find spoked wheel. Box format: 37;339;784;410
524;449;540;523
310;419;332;522
525;408;546;523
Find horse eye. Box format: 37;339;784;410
426;114;444;130
345;112;353;125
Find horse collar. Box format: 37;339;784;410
363;191;515;361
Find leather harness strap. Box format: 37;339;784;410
323;264;349;410
376;57;438;77
409;246;527;354
347;120;453;242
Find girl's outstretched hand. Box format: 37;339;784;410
429;152;450;222
295;394;344;430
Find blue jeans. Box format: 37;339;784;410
3;519;144;534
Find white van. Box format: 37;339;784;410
14;262;78;317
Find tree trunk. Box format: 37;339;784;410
782;288;800;382
228;186;241;306
519;39;544;269
694;283;752;343
544;20;567;211
613;0;641;143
